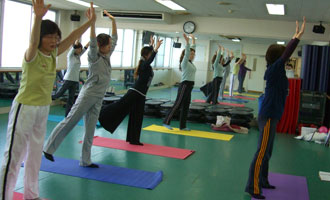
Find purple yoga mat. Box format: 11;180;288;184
252;173;309;200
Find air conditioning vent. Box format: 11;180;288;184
102;11;172;24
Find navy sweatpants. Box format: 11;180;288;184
245;116;278;195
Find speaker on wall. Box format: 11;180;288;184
142;31;154;45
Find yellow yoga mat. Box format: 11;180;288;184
223;91;259;98
143;125;234;141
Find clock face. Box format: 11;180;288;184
183;21;196;34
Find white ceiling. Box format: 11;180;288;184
41;0;330;23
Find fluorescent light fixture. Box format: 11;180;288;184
175;31;179;33
232;38;241;42
66;0;99;8
277;41;285;45
155;0;186;11
266;4;285;15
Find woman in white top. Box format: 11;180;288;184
52;40;89;116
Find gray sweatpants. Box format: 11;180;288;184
44;93;102;166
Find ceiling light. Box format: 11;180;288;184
66;0;99;8
232;38;241;42
277;41;285;45
155;0;186;11
266;4;285;15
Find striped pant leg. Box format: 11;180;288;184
0;101;26;200
179;82;193;129
245;117;277;195
0;101;48;200
163;82;187;125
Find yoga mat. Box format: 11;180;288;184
33;157;163;190
13;192;48;200
223;94;256;101
221;97;248;103
192;99;245;107
251;173;309;200
224;91;259;98
143;124;233;141
82;136;195;159
48;115;101;127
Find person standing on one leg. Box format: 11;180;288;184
237;59;251;94
219;50;234;100
52;40;89;116
43;9;117;168
206;45;224;104
99;36;163;145
0;1;96;200
163;33;196;131
245;17;306;199
229;54;246;96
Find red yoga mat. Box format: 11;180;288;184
14;193;48;200
192;99;245;107
223;94;256;100
81;136;195;159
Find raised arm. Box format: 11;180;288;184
189;34;196;50
237;53;246;65
25;0;51;62
214;45;222;68
144;38;163;67
57;2;96;56
281;17;305;61
181;33;191;70
103;10;118;56
88;7;98;63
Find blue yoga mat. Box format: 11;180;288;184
220;97;248;103
29;157;163;189
48;115;101;127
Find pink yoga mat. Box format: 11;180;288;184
14;193;48;200
81;136;194;159
192;99;245;107
223;94;256;100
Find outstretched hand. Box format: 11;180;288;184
294;17;306;39
183;33;189;44
155;38;163;51
86;2;96;23
32;0;51;18
104;10;115;20
149;35;155;47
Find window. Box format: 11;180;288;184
153;36;172;68
80;28;135;68
0;0;56;67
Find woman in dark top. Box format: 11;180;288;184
99;37;163;145
245;17;306;199
237;60;252;93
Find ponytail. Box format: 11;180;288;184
134;46;153;79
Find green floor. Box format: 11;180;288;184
0;88;329;200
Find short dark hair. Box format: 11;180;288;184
266;44;286;65
73;42;82;49
235;57;240;63
39;20;61;47
97;33;111;48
